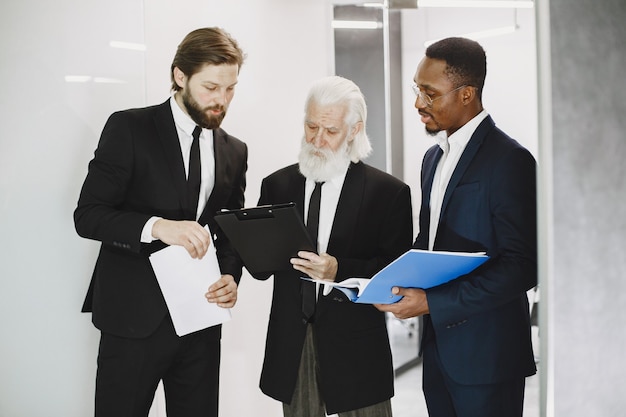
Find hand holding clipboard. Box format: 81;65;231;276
214;203;315;275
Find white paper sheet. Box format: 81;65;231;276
149;235;231;336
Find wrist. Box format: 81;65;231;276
142;216;162;243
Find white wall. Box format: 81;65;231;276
0;0;146;415
0;1;537;416
0;1;333;416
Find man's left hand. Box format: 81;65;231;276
205;274;238;308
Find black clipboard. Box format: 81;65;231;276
214;202;316;274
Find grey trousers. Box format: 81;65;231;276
282;325;393;417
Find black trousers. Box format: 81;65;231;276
95;315;221;417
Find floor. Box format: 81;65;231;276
387;316;540;417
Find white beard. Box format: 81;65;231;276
298;137;351;182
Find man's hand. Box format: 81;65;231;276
205;274;238;308
152;219;211;259
374;287;430;319
290;251;338;282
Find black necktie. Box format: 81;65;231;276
187;126;202;220
302;181;323;321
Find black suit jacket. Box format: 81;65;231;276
74;99;247;339
416;116;537;385
255;162;413;414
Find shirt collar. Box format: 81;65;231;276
170;95;199;138
447;109;489;149
434;132;449;152
306;163;350;190
327;166;349;189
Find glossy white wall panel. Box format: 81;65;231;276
1;1;332;416
0;0;145;416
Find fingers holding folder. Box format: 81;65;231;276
374;287;430;319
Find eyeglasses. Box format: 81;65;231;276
411;84;467;108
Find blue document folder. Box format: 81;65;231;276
302;249;489;304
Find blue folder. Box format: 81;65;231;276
302;249;489;304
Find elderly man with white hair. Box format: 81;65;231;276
252;75;413;417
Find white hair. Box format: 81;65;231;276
303;75;372;162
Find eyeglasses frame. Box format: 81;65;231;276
411;84;468;108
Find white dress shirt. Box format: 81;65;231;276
428;110;488;250
304;168;348;297
304;169;347;254
140;96;216;242
170;96;216;220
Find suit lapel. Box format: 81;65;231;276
422;146;444;209
417;146;444;247
199;128;237;225
440;116;494;214
284;167;308;231
326;162;363;256
153;101;188;215
202;129;225;221
292;170;307;220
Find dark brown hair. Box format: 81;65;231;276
170;27;245;92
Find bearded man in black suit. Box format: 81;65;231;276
74;27;247;417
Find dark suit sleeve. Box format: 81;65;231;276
74;111;151;253
427;145;537;325
213;141;247;283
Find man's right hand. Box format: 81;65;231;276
152;219;211;259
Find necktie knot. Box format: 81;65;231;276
192;125;202;141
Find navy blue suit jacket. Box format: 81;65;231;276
416;116;537;385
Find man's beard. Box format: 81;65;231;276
420;110;441;136
182;88;226;129
425;126;441;136
298;137;351;182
